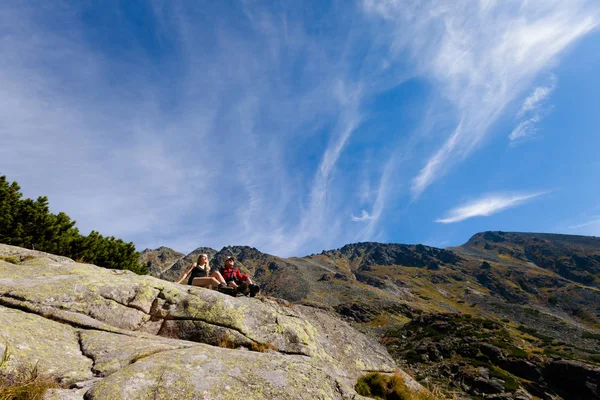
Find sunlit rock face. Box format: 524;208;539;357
0;244;411;400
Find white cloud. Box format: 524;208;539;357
436;192;546;224
518;76;557;118
568;217;600;231
363;0;599;197
509;114;542;142
351;209;374;222
1;1;598;257
509;76;557;144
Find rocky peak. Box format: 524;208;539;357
320;241;462;270
138;246;185;276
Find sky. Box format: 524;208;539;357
1;0;600;257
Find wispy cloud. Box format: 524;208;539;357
518;76;557;118
364;0;599;197
436;192;546;224
510;75;557;144
509;115;542;142
1;1;598;257
568;216;600;231
351;210;374;222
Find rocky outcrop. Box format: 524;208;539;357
0;244;411;399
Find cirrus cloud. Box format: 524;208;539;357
436;192;547;224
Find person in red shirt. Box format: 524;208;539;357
220;256;259;296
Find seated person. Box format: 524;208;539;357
177;254;227;289
220;256;259;297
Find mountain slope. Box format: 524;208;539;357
143;231;600;399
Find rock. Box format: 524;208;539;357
471;377;504;394
479;343;505;364
334;303;375;323
318;273;330;281
334;273;349;281
502;358;542;381
544;359;600;399
0;244;410;399
0;307;93;384
85;346;345;399
514;388;533;400
478;367;490;380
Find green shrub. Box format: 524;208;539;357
355;372;438;400
0;175;147;274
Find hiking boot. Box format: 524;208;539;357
237;282;250;296
217;285;236;297
249;284;260;297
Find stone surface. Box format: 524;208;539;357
86;346;346;400
0;244;408;399
0;306;92;384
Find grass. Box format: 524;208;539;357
217;334;236;349
250;342;278;353
0;255;36;265
0;345;59;400
355;371;440;400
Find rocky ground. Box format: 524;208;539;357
384;313;600;399
0;243;427;400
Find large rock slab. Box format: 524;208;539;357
0;244;409;399
86;346;346;400
0;306;92;384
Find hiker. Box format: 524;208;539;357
220;256;260;297
177;254;227;289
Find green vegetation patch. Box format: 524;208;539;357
582;331;600;341
356;372;438;400
0;256;19;264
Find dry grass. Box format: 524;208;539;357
355;371;442;400
0;345;59;400
217;334;236;349
250;342;278;353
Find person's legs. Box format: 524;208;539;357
192;277;220;288
210;271;227;285
227;280;239;289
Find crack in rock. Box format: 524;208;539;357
76;331;102;377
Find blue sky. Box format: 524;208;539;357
1;0;599;256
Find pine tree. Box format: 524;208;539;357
0;175;147;274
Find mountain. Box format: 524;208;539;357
144;231;600;399
139;246;185;276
